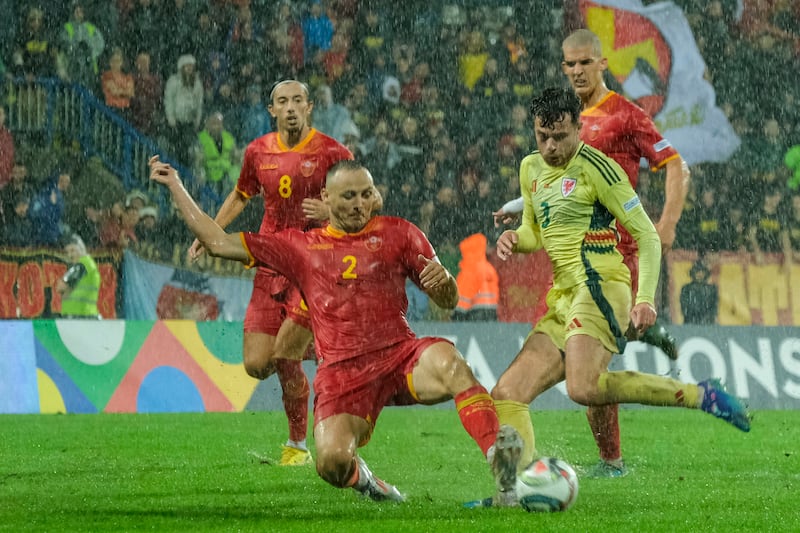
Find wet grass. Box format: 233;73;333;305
1;409;796;532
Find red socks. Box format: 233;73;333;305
454;385;499;456
586;404;621;461
275;358;310;443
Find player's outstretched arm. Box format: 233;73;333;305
149;155;249;264
418;254;458;309
655;157;690;250
188;188;250;261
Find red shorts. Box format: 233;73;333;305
313;336;450;444
243;270;311;335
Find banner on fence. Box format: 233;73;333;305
0;247;118;319
122;250;253;321
2;320;799;414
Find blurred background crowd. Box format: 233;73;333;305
0;0;798;319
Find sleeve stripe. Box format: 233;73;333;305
579;146;622;186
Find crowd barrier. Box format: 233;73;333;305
2;319;798;414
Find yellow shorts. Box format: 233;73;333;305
533;280;631;354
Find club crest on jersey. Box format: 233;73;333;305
300;158;318;177
561;177;577;197
365;235;383;252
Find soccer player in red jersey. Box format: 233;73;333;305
492;29;691;478
153;157;522;505
188;79;353;466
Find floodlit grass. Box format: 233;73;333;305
1;409;797;532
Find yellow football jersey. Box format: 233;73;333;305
516;142;661;305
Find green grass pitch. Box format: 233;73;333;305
1;409;797;532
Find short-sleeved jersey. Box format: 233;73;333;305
236;128;353;234
518;142;660;304
241;216;437;364
581;92;679;256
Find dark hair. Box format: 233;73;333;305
530;87;582;129
268;78;311;104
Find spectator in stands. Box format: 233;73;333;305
185;7;226;80
134;205;159;251
312;83;352;143
323;27;352;90
676;179;726;254
123;0;162;65
680;259;718;325
130;50;163;138
0;161;34;224
159;0;197;78
13;7;58;80
492;19;528;72
30;170;71;246
125;189;149;212
350;5;391;73
458;29;489;92
59;0;105;89
164;54;204;167
785;144;800;190
748;188;786;265
56;233;101;319
264;1;304;77
301;0;334;68
194;111;240;204
394;115;425;177
0;192;34;247
238;84;272;143
101;47;135;120
0;105;15;190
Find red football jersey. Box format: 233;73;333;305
581;91;679;252
236;128;353;234
241;216;438;364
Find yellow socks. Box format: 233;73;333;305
494;399;536;468
597;371;701;408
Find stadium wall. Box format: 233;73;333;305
2;320;799;414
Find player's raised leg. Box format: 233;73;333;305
564;335;751;432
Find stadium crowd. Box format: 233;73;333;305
0;0;798;320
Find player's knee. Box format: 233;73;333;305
243;351;276;380
315;446;353;488
565;381;595;406
491;374;518;401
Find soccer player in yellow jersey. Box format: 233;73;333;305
491;88;750;484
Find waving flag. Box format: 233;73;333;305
579;0;740;165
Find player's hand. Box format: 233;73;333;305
148;155;180;186
303;198;330;221
654;220;676;252
492;208;519;228
496;230;518;261
188;238;206;262
418;254;449;289
629;302;657;337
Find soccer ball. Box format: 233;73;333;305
515;457;579;512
